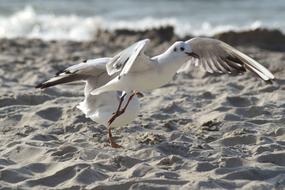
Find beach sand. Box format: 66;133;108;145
0;29;285;189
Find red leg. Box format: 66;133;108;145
108;92;137;125
119;91;142;113
108;93;126;125
115;93;127;114
119;93;136;113
108;127;122;148
107;91;142;148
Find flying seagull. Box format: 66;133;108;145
90;37;275;123
36;58;141;148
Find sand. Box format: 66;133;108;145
0;29;285;190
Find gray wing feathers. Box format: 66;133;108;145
35;58;111;89
186;37;274;81
64;57;110;76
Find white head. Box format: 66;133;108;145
166;41;199;60
155;41;200;74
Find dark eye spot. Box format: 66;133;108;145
180;47;185;51
115;63;122;69
174;47;177;52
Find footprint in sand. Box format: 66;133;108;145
36;107;62;121
220;134;257;146
51;146;78;157
235;106;270;118
226;96;251;107
256;152;285;166
0;94;52;107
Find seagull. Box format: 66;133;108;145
35;58;141;148
90;37;275;122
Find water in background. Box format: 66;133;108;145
0;0;284;41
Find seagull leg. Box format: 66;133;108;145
108;93;126;125
114;92;127;114
108;90;141;125
108;127;122;148
107;91;142;148
119;91;137;113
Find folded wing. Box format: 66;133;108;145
182;37;275;81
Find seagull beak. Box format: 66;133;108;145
186;52;199;59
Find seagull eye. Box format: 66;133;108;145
180;47;185;51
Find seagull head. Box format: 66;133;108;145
168;41;199;59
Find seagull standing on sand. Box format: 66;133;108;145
90;38;275;123
36;58;141;148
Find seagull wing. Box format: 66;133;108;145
181;37;275;81
106;39;151;76
35;57;112;89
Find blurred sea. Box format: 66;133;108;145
0;0;284;41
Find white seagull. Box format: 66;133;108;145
36;58;141;148
90;37;275;122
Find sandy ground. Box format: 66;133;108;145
0;30;285;189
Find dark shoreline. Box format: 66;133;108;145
1;27;285;52
108;27;285;51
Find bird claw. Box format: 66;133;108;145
110;141;123;148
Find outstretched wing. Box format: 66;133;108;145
35;57;112;89
106;39;151;76
181;37;274;81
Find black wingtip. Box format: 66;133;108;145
35;83;44;89
35;81;51;89
267;80;273;85
56;69;65;76
265;78;275;85
56;69;72;76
